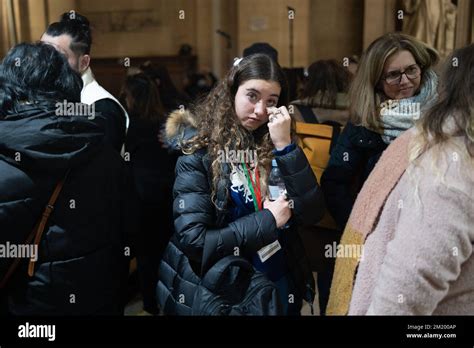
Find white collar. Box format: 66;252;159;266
81;67;95;88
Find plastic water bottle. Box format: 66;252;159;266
268;159;290;229
268;159;286;201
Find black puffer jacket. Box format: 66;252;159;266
0;104;137;315
321;122;388;230
157;111;325;315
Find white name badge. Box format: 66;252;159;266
257;240;282;263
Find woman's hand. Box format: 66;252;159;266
267;106;291;150
263;195;292;228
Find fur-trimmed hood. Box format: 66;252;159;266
165;109;198;150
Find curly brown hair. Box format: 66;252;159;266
182;54;290;209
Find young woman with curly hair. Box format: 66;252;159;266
157;54;325;315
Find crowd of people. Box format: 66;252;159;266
0;11;472;316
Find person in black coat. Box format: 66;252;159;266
121;73;175;314
0;42;137;315
321;123;388;230
157;54;325;315
321;33;439;231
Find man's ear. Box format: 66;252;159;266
79;54;91;73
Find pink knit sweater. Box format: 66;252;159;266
349;135;474;315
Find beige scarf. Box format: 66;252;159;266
327;130;414;315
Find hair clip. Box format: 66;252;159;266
233;57;243;67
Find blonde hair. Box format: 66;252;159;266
408;44;474;195
350;33;439;131
410;44;474;162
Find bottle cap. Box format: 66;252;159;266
272;159;277;167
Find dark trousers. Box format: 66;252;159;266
317;267;335;316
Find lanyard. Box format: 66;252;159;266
242;161;262;212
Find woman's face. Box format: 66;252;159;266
381;50;421;100
234;79;281;131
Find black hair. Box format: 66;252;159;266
0;42;83;113
45;11;92;55
121;73;165;124
140;61;191;111
300;59;351;107
243;43;279;64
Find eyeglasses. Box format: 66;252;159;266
382;64;421;85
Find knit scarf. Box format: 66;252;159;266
326;130;414;315
379;69;438;144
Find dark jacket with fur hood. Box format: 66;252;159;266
157;110;325;315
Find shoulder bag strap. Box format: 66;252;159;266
0;171;69;288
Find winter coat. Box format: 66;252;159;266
157;111;325;315
0;104;138;315
328;129;474;315
321;122;388;230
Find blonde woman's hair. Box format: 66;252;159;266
350;33;439;131
410;43;474;163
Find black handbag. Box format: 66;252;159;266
192;255;283;315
